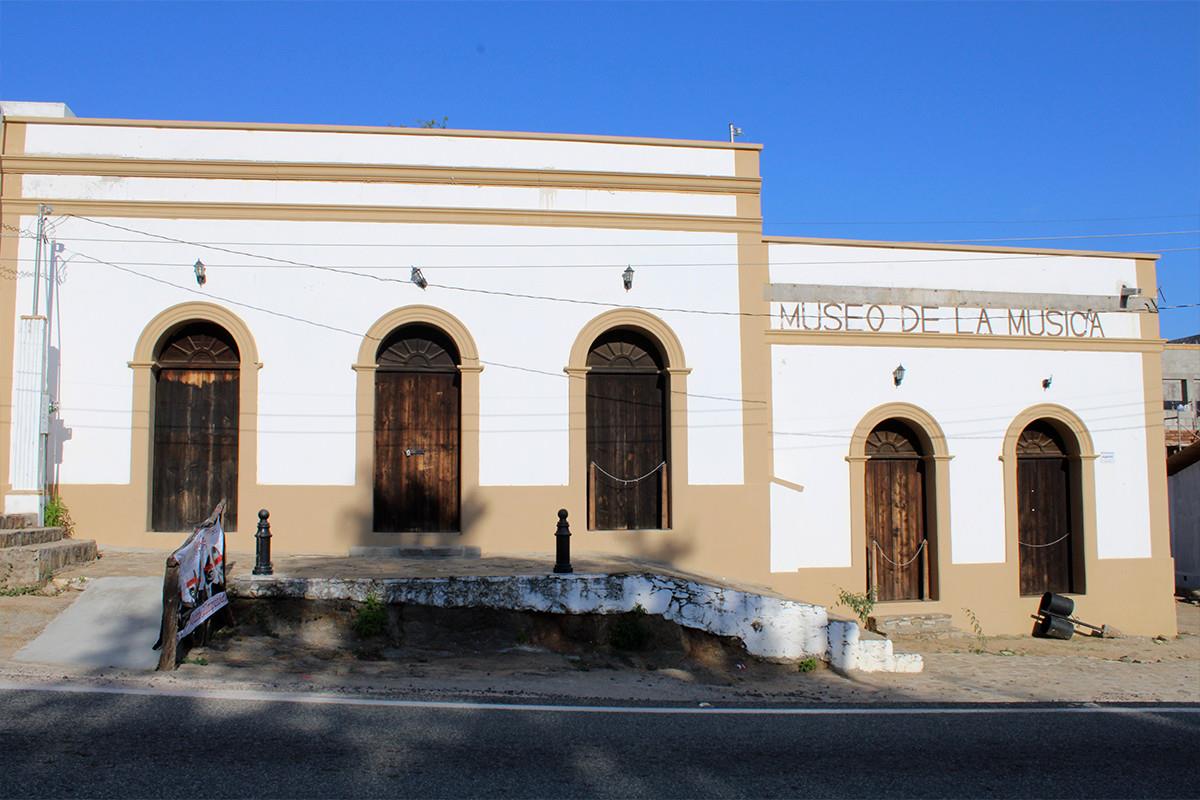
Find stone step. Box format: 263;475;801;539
868;613;956;636
348;545;482;559
0;513;39;530
0;527;65;549
0;539;97;589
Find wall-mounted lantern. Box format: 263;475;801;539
1042;376;1053;390
622;265;635;292
892;364;906;386
410;266;428;290
193;259;206;286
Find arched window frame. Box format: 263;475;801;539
566;309;690;533
1001;404;1098;596
353;306;482;535
847;403;952;601
130;302;260;533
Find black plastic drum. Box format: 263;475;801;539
1038;592;1074;618
1034;614;1076;640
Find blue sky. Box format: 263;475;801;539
1;0;1197;338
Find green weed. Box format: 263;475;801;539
353;593;388;638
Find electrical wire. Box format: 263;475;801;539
67;248;765;406
934;230;1199;243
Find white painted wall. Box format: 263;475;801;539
769;344;1153;571
768;242;1145;339
22;124;739;176
21;174;739;218
16;216;746;488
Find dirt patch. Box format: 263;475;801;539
212;597;776;687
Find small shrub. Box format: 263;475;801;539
835;587;877;626
0;585;40;597
797;657;819;673
184;656;208;666
353;593;388;639
609;603;650;651
963;607;986;654
44;495;75;538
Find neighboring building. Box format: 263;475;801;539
1163;336;1200;455
0;103;1178;634
1167;442;1200;592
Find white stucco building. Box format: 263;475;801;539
0;102;1176;634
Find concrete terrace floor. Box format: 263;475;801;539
52;546;790;599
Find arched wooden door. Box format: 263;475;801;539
374;325;461;532
1017;421;1079;595
151;322;239;531
586;329;669;530
865;420;928;601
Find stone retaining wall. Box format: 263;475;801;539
230;572;922;673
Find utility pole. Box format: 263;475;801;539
30;206;51;524
30;205;49;314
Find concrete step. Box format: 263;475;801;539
868;613;956;636
0;526;65;549
0;539;97;589
348;545;482;559
0;513;38;530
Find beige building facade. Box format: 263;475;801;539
0;104;1177;635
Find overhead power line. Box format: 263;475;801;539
768;213;1200;226
45;216;1200;273
934;230;1199;244
64;248;764;406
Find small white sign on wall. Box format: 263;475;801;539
1099;452;1115;463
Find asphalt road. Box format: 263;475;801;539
1;685;1197;799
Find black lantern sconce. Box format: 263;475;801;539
410;266;428;290
193;259;206;286
622;265;635;292
892;364;906;386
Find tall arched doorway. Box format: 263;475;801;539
374;324;461;532
865;419;930;601
1017;420;1084;595
151;321;240;531
586;328;669;530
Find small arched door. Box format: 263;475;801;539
586;329;669;530
865;419;928;601
374;324;461;532
1017;420;1082;595
151;322;239;531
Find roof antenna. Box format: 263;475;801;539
728;123;743;143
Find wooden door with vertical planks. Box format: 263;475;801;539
586;330;668;530
865;422;926;601
1017;423;1074;595
152;323;239;532
373;326;460;532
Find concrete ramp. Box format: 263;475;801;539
14;577;162;670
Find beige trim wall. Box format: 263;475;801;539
1;198;761;234
351;306;482;541
2;155;762;196
0;120;27;499
3;115;763;152
129;302;262;531
1136;260;1173;566
764;234;1161;261
847;403;953;602
764;330;1162;353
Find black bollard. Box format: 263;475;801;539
252;508;274;576
553;508;573;574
